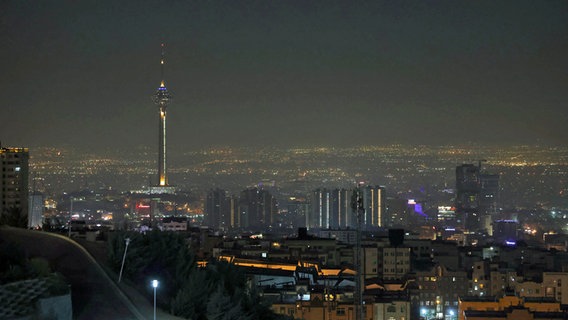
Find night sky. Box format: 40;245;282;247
1;1;567;151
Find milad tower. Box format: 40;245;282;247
152;43;174;193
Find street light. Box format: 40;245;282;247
152;279;159;320
118;237;131;283
68;197;74;237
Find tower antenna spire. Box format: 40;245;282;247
160;43;166;87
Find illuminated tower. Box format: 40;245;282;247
152;43;172;188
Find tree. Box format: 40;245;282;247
108;230;196;309
0;207;27;228
108;231;288;319
206;284;248;320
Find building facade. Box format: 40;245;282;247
309;186;385;230
28;192;43;229
0;147;29;224
238;187;277;231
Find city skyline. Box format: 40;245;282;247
1;1;568;151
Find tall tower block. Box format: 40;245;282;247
152;43;172;187
0;146;29;225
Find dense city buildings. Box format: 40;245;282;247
7;144;568;319
0;146;29;225
2;1;566;318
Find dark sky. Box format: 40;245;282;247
1;1;567;151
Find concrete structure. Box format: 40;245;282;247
362;185;386;229
542;272;568;305
463;306;566;319
309;186;385;230
414;265;468;320
161;217;188;231
28;192;43;229
309;188;333;229
458;295;562;320
237;187;277;230
385;197;411;228
0;146;29;223
152;43;173;191
0;277;71;320
382;247;411;281
374;300;411;320
205;188;235;230
456;164;481;231
319;228;357;244
455;162;500;233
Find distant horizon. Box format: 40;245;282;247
13;141;568;153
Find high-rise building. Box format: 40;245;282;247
309;188;353;229
0;147;29;225
309;188;331;229
332;188;353;228
285;195;309;229
205;188;235;231
385;197;411;228
362;185;386;229
237;187;277;231
455;164;481;230
152;43;174;194
308;186;385;230
28;192;43;229
455;163;500;232
479;173;499;216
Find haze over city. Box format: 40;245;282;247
2;1;568;151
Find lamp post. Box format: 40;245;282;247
152;279;159;320
118;237;130;283
68;197;73;237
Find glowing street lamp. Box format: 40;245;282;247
152;279;159;320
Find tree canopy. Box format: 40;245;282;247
108;230;289;319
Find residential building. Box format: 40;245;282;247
0;146;29;223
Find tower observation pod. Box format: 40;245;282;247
152;43;173;190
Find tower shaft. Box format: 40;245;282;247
158;105;167;186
